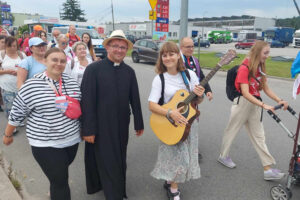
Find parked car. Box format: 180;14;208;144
131;39;163;63
235;39;256;49
126;34;137;44
270;40;285;48
193;39;210;48
51;27;107;58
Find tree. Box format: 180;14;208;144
60;0;87;22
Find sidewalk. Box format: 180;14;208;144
0;157;22;200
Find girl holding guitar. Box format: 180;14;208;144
148;41;205;200
218;40;288;180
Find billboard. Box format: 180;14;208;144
1;4;12;26
154;0;169;39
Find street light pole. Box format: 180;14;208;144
179;0;188;40
111;0;115;31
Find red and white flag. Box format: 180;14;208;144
293;74;300;99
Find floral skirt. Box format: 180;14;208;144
151;121;201;183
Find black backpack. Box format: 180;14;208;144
158;70;190;105
226;65;242;101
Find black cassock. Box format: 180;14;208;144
81;58;144;200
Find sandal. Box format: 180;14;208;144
167;188;181;200
163;181;171;190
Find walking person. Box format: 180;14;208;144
148;41;205;200
64;41;92;85
81;32;97;61
0;34;6;112
56;34;74;62
218;40;288;180
66;25;80;47
80;30;144;200
0;36;26;128
180;37;213;161
3;47;82;200
48;29;61;49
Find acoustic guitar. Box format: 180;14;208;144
150;49;237;145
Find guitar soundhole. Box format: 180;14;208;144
177;102;188;114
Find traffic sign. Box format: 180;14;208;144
149;10;157;20
148;0;157;10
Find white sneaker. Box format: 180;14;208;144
218;156;236;168
264;169;285;180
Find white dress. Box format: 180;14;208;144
148;69;201;183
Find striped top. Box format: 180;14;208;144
8;72;81;147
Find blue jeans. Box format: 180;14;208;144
1;89;17;118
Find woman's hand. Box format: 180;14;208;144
193;85;205;97
278;100;288;110
262;103;275;113
170;107;188;126
82;135;95;144
6;69;17;76
3;135;13;145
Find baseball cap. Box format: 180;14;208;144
33;25;43;31
29;37;47;47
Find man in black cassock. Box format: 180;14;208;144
80;30;144;200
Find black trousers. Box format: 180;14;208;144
31;143;79;200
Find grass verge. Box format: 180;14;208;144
194;52;293;78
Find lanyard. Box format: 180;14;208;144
45;72;63;96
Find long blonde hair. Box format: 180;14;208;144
155;41;185;74
247;40;269;90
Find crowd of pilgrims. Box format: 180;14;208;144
0;26;290;200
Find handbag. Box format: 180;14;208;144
46;75;81;119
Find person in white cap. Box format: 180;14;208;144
17;37;47;89
81;30;144;200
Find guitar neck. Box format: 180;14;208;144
184;64;222;104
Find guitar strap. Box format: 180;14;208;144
181;70;191;92
158;70;191;106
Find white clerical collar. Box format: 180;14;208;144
114;63;120;67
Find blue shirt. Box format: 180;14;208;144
18;56;46;79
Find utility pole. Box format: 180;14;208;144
179;0;188;40
293;0;300;16
111;0;115;30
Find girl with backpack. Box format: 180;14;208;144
148;41;205;200
218;40;288;181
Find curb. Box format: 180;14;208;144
0;154;22;200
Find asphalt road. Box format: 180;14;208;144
1;57;300;200
196;43;300;58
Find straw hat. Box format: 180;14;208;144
103;30;133;49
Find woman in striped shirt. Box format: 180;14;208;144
3;47;81;200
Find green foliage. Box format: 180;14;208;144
276;17;300;29
60;0;87;22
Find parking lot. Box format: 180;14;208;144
196;43;300;58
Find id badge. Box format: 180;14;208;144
55;96;68;113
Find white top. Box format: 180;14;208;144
64;56;92;85
0;52;26;92
148;69;199;104
86;48;93;61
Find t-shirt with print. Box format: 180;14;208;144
148;69;199;104
18;56;46;79
235;58;263;97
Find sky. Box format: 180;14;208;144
6;0;300;23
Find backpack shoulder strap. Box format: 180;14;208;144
158;73;165;105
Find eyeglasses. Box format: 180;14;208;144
61;42;68;46
34;45;46;48
109;45;128;51
184;46;194;49
51;58;67;64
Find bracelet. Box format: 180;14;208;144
3;133;13;138
166;109;172;118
